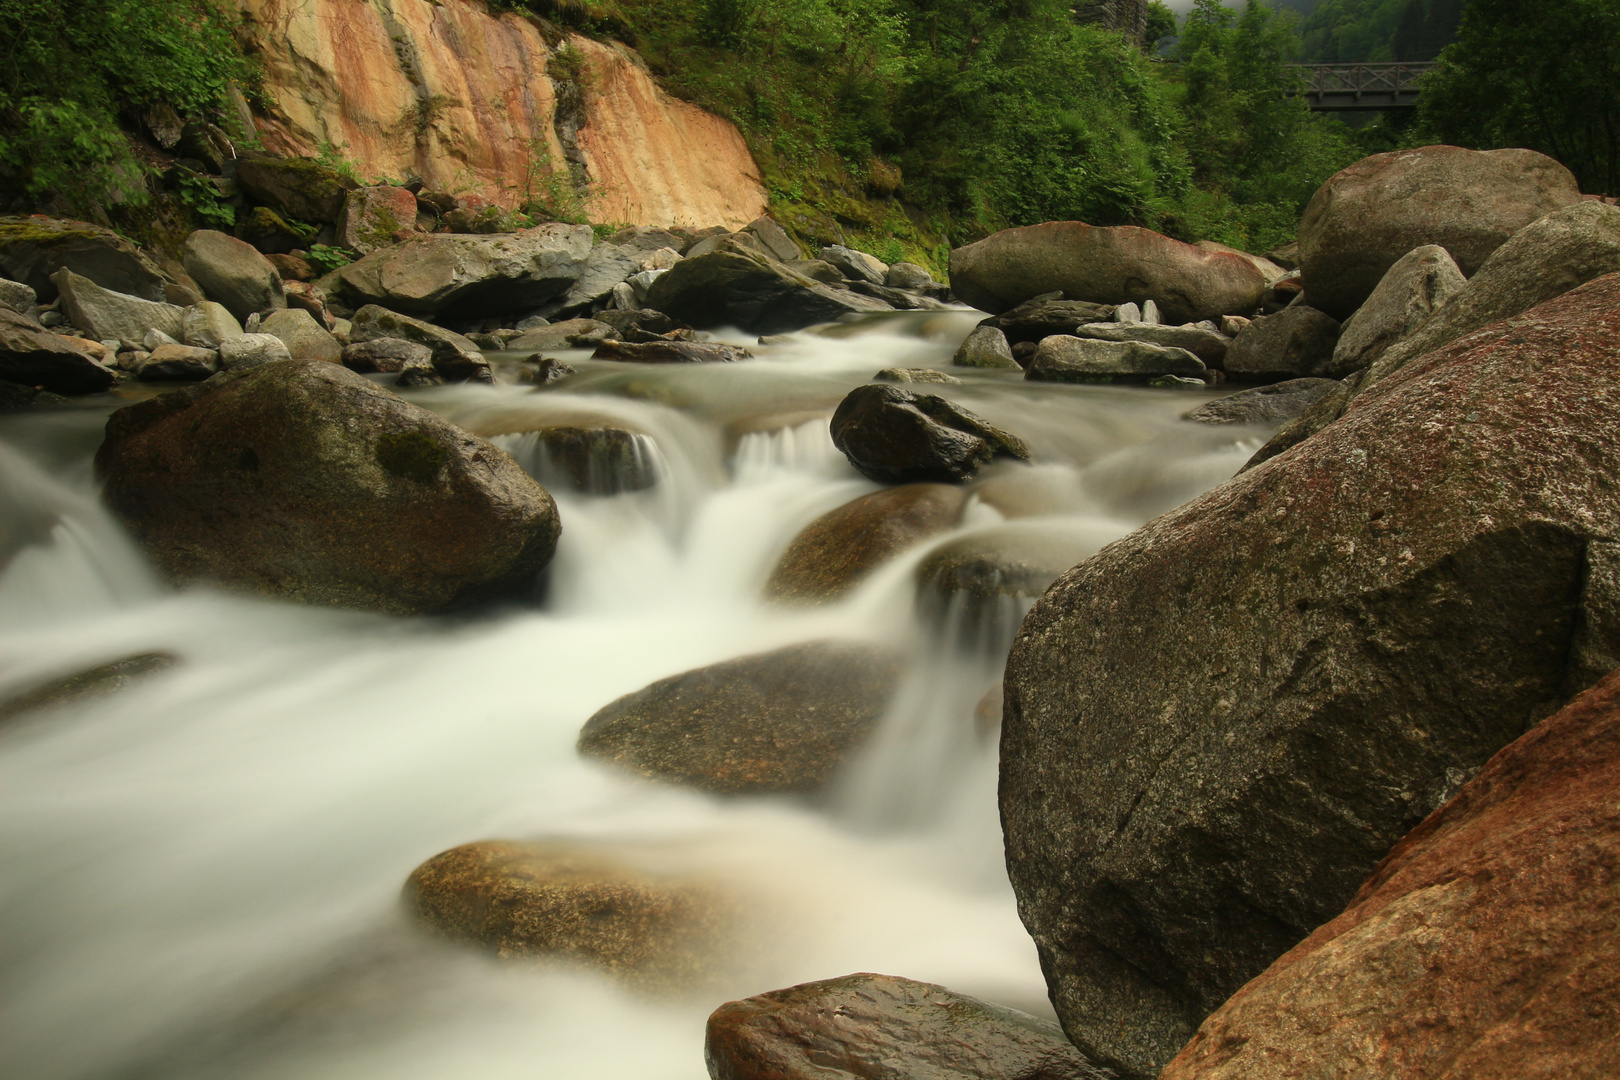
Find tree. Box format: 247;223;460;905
1420;0;1620;193
1144;1;1179;45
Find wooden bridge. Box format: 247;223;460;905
1288;63;1437;111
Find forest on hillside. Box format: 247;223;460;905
0;0;1615;261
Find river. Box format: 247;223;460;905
0;310;1263;1080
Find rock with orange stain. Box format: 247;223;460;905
237;0;766;229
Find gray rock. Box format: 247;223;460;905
182;230;287;322
218;334;292;371
874;367;961;385
258;307;342;364
234;157;358;224
136;344;219;381
1114;302;1142;323
819;245;888;285
1025;336;1207;384
1181;378;1339;425
999;272;1620;1079
742;216;801;262
50;269;184;347
96;359;560;614
830;383;1030;484
516;425;661;494
180;301;244;350
1298;145;1582;319
507;318;617;352
0;215;171;303
1329;245;1466;377
645;240;892;334
1073;322;1231;366
336;224;595;318
141;328;178;351
1223;305;1341;379
0;307;117;394
0;277;37;316
395;355;443;388
610;281;637;309
601;225;687;255
590;340;750;364
541;243;643;317
706;972;1112;1080
949;222;1267;324
348;306;490;383
522;357;575;385
626;268;667;305
783;259;844;285
342;337;432;374
578;640;904;794
1142;299;1162;324
884;262;935;291
978;297;1118;347
952;325;1020;369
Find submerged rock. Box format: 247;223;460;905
830;384;1030;484
591;340;751;364
95;359;560;615
1161;668;1620;1080
1298;145;1582;319
706;972;1113;1080
0;652;179;724
873;367;960;384
523;426;661;494
766;484;968;604
405;840;736;990
949;222;1267;323
1000;272;1620;1079
577;640;904;795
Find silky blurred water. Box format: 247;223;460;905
0;311;1267;1080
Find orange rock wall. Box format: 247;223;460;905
236;0;767;228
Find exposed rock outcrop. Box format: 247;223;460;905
1298;145;1582;319
949;222;1267;323
239;0;766;228
1181;379;1338;425
95;359;559;614
707;973;1113;1080
1161;668;1620;1080
1000;273;1620;1079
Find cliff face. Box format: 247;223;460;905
236;0;767;228
1074;0;1148;43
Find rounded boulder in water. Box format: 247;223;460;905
830;383;1029;484
94;359;560;614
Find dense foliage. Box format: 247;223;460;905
0;0;253;215
1419;0;1619;193
1296;0;1464;62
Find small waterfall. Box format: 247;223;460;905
731;419;847;484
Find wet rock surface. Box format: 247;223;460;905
577;640;904;795
1181;378;1337;425
949;222;1267;323
591;340;751;364
766;484;968;604
525;426;661;494
1025;336;1206;384
645;240;892;334
349;305;489;382
0;652;179;724
1000;273;1620;1079
1298;145;1582;319
976;298;1117;348
706;972;1113;1080
95;359;560;615
405;840;736;991
952;325;1019;369
1072;321;1230;366
830;384;1030;484
1162;668;1620;1080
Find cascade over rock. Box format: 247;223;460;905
999;274;1620;1079
237;0;767;228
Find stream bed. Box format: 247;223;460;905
0;310;1267;1080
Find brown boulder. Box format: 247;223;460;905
1298;146;1582;319
1222;305;1341;380
766;485;969;604
948;222;1267;324
1000;273;1620;1078
830;384;1030;485
0;307;116;394
0;215;171;303
577;640;903;795
591;339;751;364
706;972;1113;1080
1161;668;1620;1080
404;840;736;991
337;185;421;255
235;156;359;224
95;359;559;614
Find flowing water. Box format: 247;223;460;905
0;311;1268;1080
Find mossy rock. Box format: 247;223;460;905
0;216;171;303
236;157;360;225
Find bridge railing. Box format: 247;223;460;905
1287;62;1437;110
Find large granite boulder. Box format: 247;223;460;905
258;308;341;364
95;360;559;614
1161;667;1620;1080
577;641;904;795
766;484;969;603
50;269;184;347
405;840;735;990
540;242;644;317
1222;305;1341;380
336;225;595;318
707;973;1113;1080
830;384;1030;484
948;222;1267;324
235;156;359;224
1025;336;1206;384
0;216;171;303
181;230;287;323
180;301;244;349
999;273;1620;1078
644;239;892;334
336;185;420;255
348;305;489;382
1298;145;1582;319
1328;244;1466;377
0;307;116;394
